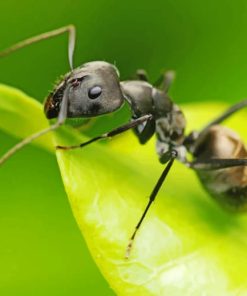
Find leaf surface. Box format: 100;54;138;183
0;84;52;152
55;103;247;295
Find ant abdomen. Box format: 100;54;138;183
193;125;247;211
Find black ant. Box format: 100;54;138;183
0;25;247;258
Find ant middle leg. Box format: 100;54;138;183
125;149;177;258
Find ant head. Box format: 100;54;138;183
44;61;125;119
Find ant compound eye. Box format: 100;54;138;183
88;86;102;99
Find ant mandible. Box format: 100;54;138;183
0;25;247;258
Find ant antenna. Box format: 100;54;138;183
0;84;70;166
0;25;76;70
0;26;76;165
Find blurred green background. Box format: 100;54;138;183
1;0;247;295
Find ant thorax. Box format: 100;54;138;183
121;80;186;162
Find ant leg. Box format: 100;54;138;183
125;149;177;259
163;70;176;93
136;69;149;82
132;118;156;144
200;99;247;135
154;70;176;93
56;114;153;150
0;88;70;166
184;99;247;149
188;158;247;170
0;25;76;70
136;69;175;93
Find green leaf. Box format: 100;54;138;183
1;84;247;295
54;105;247;295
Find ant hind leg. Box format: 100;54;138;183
188;158;247;171
199;99;247;136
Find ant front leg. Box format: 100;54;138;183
56;114;153;150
